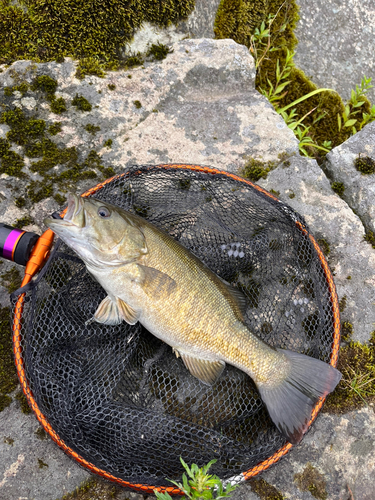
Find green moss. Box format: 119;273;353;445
146;42;172;61
364;231;375;249
4;436;14;445
35;426;48;440
0;306;19;411
50;97;67;114
0;0;194;65
15;390;32;414
98;166;116;179
38;458;48;468
75;57;105;80
249;478;284;500
240;157;276;181
0;147;25;177
103;139;113;148
1;266;22;294
72;94;92;112
123;54;144;68
214;0;267;48
0;394;12;411
107;84;116;91
58;477;126;500
341;321;353;342
339;295;347;312
13;215;34;228
331;181;345;196
48;122;63;136
84;123;101;134
1;108;46;146
4;82;30;97
288;191;295;198
294;463;327;500
317;238;330;256
53;193;67;205
269;188;280;196
324;332;375;413
27;180;54;203
14;196;26;208
31;75;58;98
354;155;375;175
133;100;142;109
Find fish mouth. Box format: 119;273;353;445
44;193;85;232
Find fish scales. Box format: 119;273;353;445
45;194;342;444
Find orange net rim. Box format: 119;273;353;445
12;163;341;494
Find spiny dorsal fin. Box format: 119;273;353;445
179;351;225;385
93;295;140;325
138;264;177;299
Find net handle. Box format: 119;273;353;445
12;164;341;493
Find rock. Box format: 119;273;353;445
128;0;222;53
324;121;375;235
0;398;92;500
294;0;375;102
259;406;375;500
0;37;375;500
257;153;375;344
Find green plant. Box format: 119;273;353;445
249;9;287;70
341;366;375;404
337;76;375;135
239;5;375;158
256;47;334;156
154;458;238;500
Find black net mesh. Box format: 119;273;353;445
12;165;338;487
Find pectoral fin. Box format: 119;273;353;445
138;265;177;299
93;296;140;325
179;352;225;385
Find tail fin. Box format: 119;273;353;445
257;349;342;444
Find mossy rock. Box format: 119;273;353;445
0;0;195;65
0;306;19;411
214;0;366;155
323;332;375;413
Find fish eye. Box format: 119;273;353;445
98;206;111;218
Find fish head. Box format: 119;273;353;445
44;194;147;267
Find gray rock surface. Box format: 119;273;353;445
294;0;375;102
258;154;375;345
325;121;375;235
260;405;375;500
0;37;375;500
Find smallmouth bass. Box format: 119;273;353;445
45;194;341;444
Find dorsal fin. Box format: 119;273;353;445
219;277;247;316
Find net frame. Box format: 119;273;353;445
12;164;341;494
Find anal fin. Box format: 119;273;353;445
179;351;225;385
